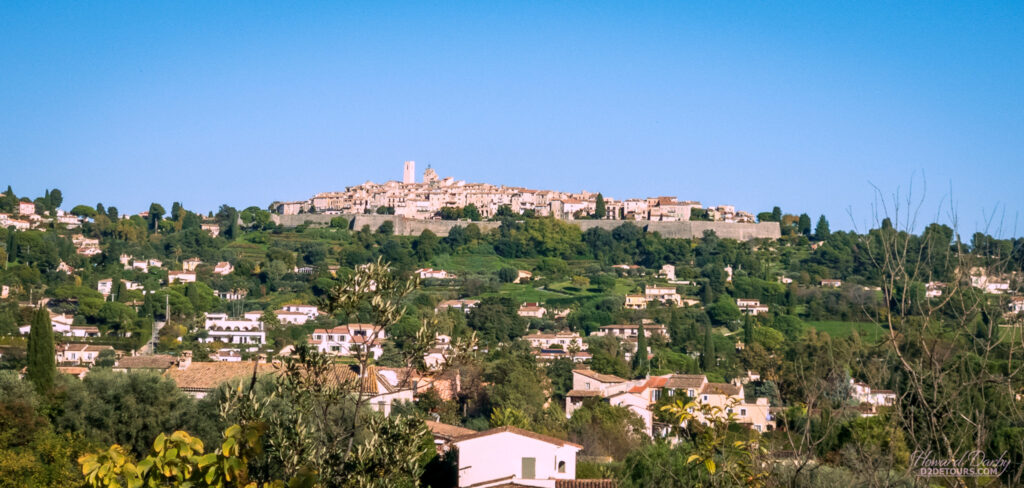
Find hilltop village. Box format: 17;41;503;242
1;183;1022;487
273;161;756;223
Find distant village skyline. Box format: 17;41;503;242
3;155;1022;237
272;160;757;224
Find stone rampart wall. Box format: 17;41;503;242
272;214;781;240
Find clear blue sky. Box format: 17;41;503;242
2;2;1022;235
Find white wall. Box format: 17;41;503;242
455;432;577;487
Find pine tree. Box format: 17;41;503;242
149;203;165;232
632;323;649;378
594;193;606;219
48;188;62;209
26;307;56;393
702;325;715;371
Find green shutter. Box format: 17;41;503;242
521;457;536;479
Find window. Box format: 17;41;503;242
585;382;591;389
702;395;708;401
557;460;566;473
652;389;661;401
688;389;695;397
740;408;747;416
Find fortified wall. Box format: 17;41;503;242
271;214;502;236
272;214;780;240
573;220;781;240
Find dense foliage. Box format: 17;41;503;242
1;185;1022;486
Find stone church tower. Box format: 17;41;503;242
403;160;415;184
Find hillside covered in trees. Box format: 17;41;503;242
1;185;1023;487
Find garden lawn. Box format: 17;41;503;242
806;320;886;342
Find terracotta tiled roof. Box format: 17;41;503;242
164;361;275;392
556;480;618;488
701;382;741;396
566;389;605;397
573;369;627;383
59;343;113;353
425;420;475;440
663;374;705;390
292;364;407;396
115;354;177;370
58;366;89;376
646;377;669;388
453;426;583;449
313;326;351;335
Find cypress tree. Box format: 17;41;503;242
743;314;754;346
5;231;15;264
115;280;129;303
798;213;812;236
1;186;16;212
815;215;831;240
785;284;797;314
702;325;715;371
26;307;56;393
632;323;649;378
701;281;714;305
594;193;606;219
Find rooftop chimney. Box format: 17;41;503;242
177;350;192;370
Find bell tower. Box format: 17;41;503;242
403;161;415;184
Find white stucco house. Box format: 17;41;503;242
167;271;197;284
274;304;320;324
275;310;311;325
203;313;266;345
309;325;384;360
451;426;582;488
415;268;456;280
213;261;234;275
850;378;896;407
